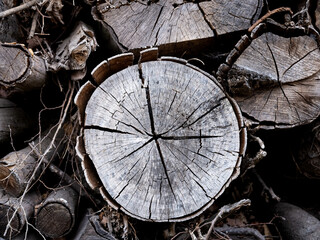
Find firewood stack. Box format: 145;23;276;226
0;0;320;239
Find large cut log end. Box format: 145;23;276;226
76;51;246;222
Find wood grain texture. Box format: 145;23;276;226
0;44;47;96
95;0;213;53
199;0;263;36
93;0;262;55
35;187;78;238
0;191;40;238
0;126;66;197
316;0;320;30
228;32;320;129
0;98;33;147
79;59;245;221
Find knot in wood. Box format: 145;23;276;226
76;57;246;222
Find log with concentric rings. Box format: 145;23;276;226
75;51;246;222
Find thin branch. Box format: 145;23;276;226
248;7;293;32
0;0;40;19
205;199;251;240
4;81;75;236
215;226;265;240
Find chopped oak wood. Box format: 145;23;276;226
228;32;320;129
0;98;33;148
0;190;41;238
0;126;66;197
92;0;262;56
199;0;263;36
35;186;78;238
0;43;47;97
76;53;246;222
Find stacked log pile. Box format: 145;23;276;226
0;0;319;239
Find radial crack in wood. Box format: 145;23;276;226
228;32;320;129
92;0;262;56
77;57;246;222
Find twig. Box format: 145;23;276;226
205;199;251;240
0;0;40;19
4;81;75;236
252;169;281;202
28;10;40;39
215;226;265;240
248;7;293;32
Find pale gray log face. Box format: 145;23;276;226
230;33;320;129
82;60;244;221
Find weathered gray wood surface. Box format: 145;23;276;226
199;0;263;36
0;190;40;238
0;126;66;197
228;32;320;129
35;186;78;238
71;210;116;240
315;0;320;30
76;53;246;222
48;21;97;81
0;98;33;148
92;0;262;56
0;43;47;97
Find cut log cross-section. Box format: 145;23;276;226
0;43;47;97
76;51;246;222
93;0;263;56
227;32;320;129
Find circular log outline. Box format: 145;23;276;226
0;43;35;87
35;187;78;238
216;16;320;129
75;50;247;222
35;202;74;238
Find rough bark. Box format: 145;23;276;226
48;21;97;81
0;0;24;43
75;51;246;222
0;98;33;148
92;0;262;56
0;43;47;97
0;190;41;239
0;126;66;197
227;32;320;129
34;186;78;238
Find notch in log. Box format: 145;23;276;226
0;190;41;239
0;126;66;197
34;186;78;239
76;51;247;222
0;43;47;97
